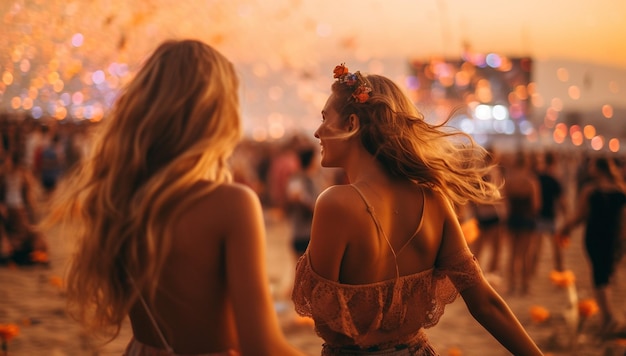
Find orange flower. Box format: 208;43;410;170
352;84;371;103
30;251;49;263
529;305;550;323
50;276;64;290
549;270;576;287
333;64;349;78
447;347;462;356
578;298;599;318
0;324;20;342
353;92;368;103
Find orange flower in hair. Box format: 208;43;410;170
333;63;372;103
333;63;349;78
353;85;372;104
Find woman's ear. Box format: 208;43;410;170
347;114;360;132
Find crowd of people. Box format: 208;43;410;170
0;115;90;266
0;39;625;355
464;148;626;339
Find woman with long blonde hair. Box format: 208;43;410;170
291;64;543;355
43;39;303;356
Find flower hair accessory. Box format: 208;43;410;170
333;63;372;103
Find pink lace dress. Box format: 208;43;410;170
291;185;483;355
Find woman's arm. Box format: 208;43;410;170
224;185;304;356
530;175;542;216
461;282;543;355
438;194;543;355
559;184;592;236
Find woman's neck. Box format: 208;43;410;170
346;161;410;188
344;154;384;183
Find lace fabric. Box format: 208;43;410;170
291;248;482;350
321;330;438;355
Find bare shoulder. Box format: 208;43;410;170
177;182;262;232
315;184;372;223
422;186;451;216
310;185;362;242
308;185;360;279
191;181;260;210
316;184;357;208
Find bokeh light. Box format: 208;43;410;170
590;135;604;151
551;98;563;111
583;125;596;140
557;68;569;82
568;85;580;100
553;123;567;144
608;138;620;152
571;130;584;146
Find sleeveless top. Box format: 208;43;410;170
291;184;483;350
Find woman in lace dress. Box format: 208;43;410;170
291;64;543;355
43;40;304;356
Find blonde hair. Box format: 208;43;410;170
42;39;241;338
331;73;500;206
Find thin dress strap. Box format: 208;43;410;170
126;269;175;353
395;186;425;255
350;184;400;278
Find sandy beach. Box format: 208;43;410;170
1;209;626;356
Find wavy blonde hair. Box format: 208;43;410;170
42;39;241;338
331;73;500;207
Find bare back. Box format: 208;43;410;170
128;182;279;354
309;180;447;285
